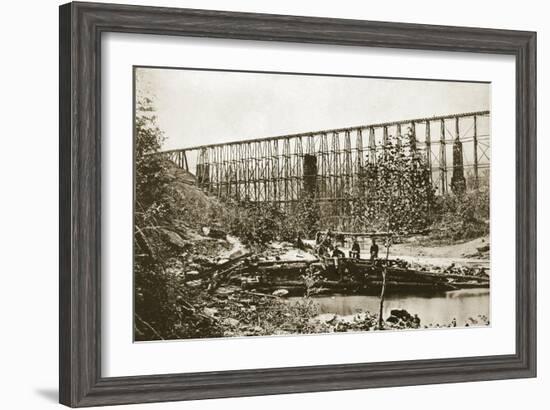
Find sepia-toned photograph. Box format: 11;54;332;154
133;67;491;342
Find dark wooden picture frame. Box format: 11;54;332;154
59;1;536;407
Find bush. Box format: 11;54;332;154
429;189;490;241
225;200;284;246
279;194;320;240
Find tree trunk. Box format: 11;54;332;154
378;243;391;329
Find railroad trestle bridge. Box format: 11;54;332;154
160;110;490;228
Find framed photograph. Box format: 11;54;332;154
59;2;536;407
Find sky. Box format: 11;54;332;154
135;67;490;151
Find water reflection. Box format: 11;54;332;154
289;288;490;327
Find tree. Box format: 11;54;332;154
283;193;321;240
134;96;183;338
226;199;285;246
352;132;435;328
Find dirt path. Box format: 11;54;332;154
390;236;490;259
389;236;490;269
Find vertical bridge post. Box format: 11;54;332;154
473;115;479;189
439;119;447;194
451;116;466;194
425;121;432;185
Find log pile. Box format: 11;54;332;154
205;253;490;296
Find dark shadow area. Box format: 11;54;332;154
35;388;58;403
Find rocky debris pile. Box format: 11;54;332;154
385;309;421;329
405;260;489;278
315;311;376;332
465;314;490;327
315;309;422;332
424;314;490;329
160;230;253;293
169;239;316;299
443;263;489;278
315;308;491;333
193;287;323;337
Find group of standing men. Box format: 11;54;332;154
314;231;379;261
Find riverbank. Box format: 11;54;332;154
295;289;490;329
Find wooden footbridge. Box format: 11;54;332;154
160;110;490;226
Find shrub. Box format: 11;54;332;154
225;200;285;246
429;188;490;242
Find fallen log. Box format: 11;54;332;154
404;269;490;283
255;259;318;267
365;280;459;291
206;253;252;293
198;252;251;276
240;290;279;299
256;263;311;272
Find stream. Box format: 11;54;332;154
289;288;490;327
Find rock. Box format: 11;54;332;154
161;229;188;249
477;267;489;277
223;318;240;327
185;279;202;288
166;266;183;276
203;307;218;317
215;286;238;295
227;249;246;259
241;276;260;285
208;227;227;239
272;289;289;297
315;313;338;323
192;256;214;265
186;270;200;277
386;315;399;324
390;309;413;321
